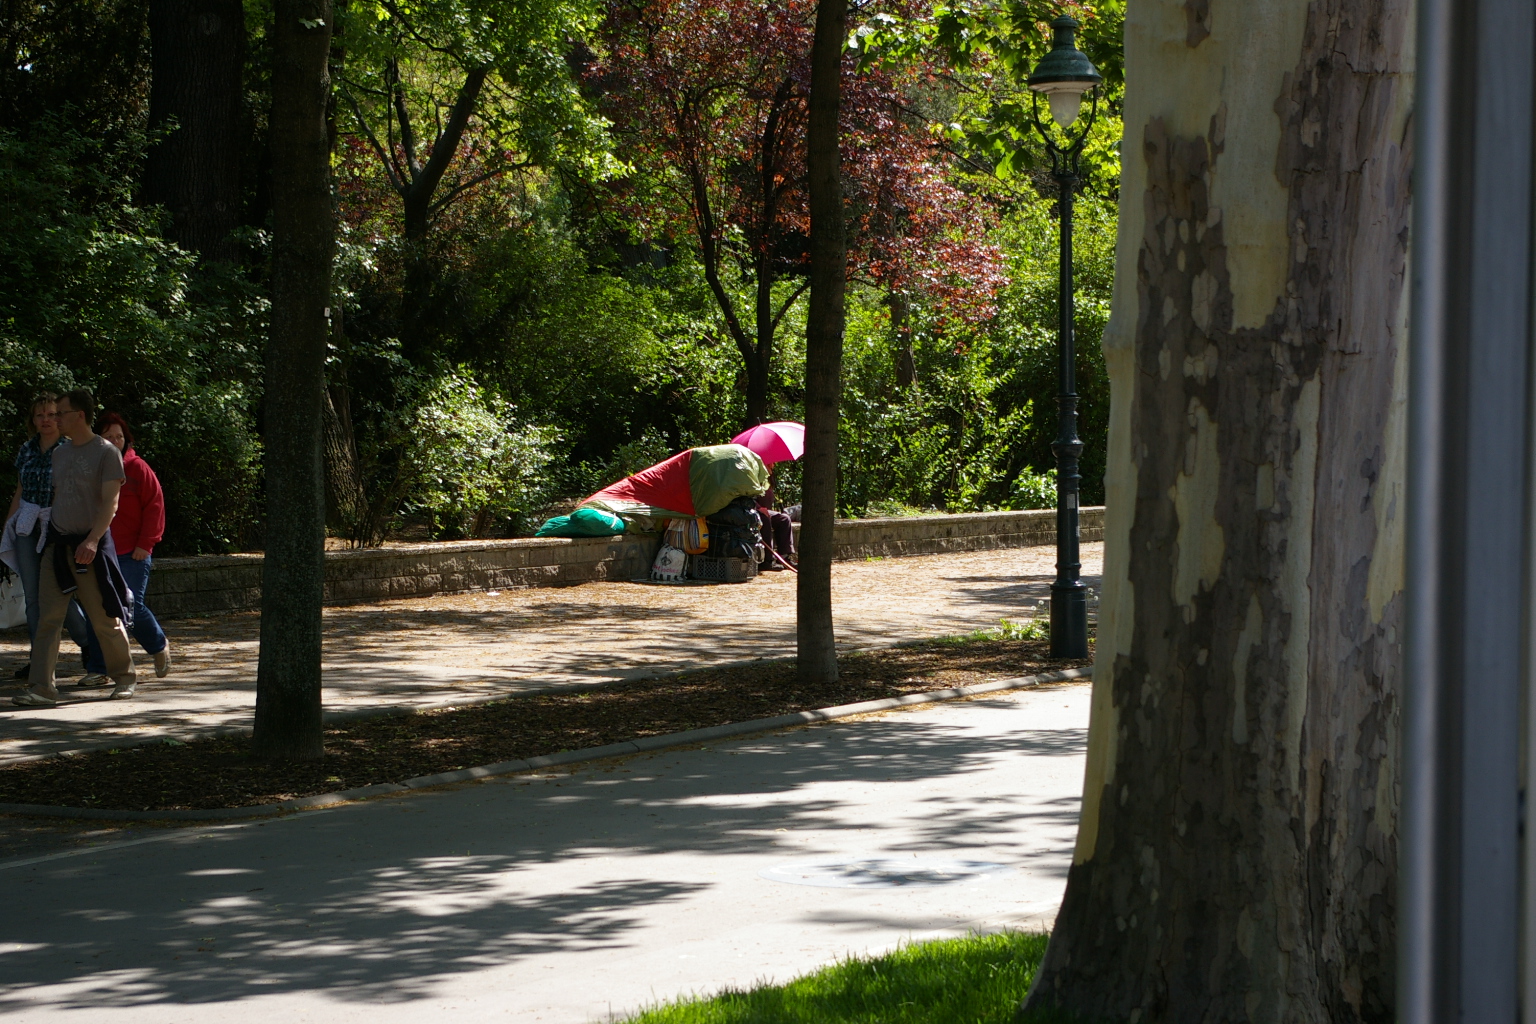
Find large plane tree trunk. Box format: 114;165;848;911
144;0;245;260
1024;1;1411;1020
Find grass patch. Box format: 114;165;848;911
939;618;1081;644
622;930;1051;1024
0;638;1090;812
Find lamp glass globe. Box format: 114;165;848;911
1049;89;1084;128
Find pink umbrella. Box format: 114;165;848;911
731;421;805;464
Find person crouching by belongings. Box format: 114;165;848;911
12;389;136;707
756;484;795;570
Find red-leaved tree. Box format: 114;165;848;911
593;0;1003;426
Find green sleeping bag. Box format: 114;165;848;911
534;507;626;538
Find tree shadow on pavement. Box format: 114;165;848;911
0;702;1085;1010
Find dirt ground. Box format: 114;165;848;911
0;543;1102;764
0;639;1090;812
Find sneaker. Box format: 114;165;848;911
154;644;171;678
74;674;111;689
12;690;57;707
109;682;137;700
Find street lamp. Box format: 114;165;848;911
1027;15;1101;659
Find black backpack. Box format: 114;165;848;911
706;496;762;560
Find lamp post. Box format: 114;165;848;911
1027;16;1101;659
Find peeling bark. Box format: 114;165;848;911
1024;1;1409;1020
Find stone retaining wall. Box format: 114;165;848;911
147;506;1104;619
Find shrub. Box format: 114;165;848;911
395;369;561;539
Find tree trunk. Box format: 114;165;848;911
744;340;771;428
144;0;244;260
392;66;487;353
253;0;333;762
321;355;365;544
889;290;915;388
1023;1;1410;1020
796;0;846;686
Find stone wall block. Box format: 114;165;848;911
136;509;1103;618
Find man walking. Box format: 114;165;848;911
12;389;136;706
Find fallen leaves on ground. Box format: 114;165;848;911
0;639;1089;812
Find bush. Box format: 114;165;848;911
1009;468;1056;510
395;369;561;539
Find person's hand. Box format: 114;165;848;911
75;538;98;565
132;547;150;561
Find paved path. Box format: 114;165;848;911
0;544;1102;763
0;684;1089;1023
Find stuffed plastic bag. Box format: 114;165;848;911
663;516;710;555
651;544;688;581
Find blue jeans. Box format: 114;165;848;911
82;552;166;663
14;523;94;671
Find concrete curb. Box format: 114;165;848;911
0;667;1092;822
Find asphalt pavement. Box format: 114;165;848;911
0;682;1088;1023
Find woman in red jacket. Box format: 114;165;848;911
86;413;170;676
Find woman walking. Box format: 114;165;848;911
82;413;170;677
2;393;95;679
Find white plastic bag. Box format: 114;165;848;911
0;571;23;630
651;544;688;582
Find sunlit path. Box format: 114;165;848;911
0;684;1088;1023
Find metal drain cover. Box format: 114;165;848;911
759;857;1012;889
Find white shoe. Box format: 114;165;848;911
109;682;136;700
74;674;111;689
154;644;171;678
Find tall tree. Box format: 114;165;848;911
253;0;335;761
1023;0;1409;1019
795;0;845;685
144;0;246;260
595;0;999;427
334;0;601;352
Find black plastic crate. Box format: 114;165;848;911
689;555;759;583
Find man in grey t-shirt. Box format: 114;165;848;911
13;389;136;706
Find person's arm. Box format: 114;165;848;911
75;479;122;565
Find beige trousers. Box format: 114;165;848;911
30;542;135;692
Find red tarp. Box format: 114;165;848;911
586;448;696;516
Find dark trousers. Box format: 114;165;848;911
760;509;795;562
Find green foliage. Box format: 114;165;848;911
835;187;1112;516
1011;467;1056;509
396;370;560;538
621;930;1051;1024
0;118;263;553
142;381;264;554
336;176;745;527
1;0;1124;552
989;189;1114;507
334;0;612;225
855;1;1125;189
